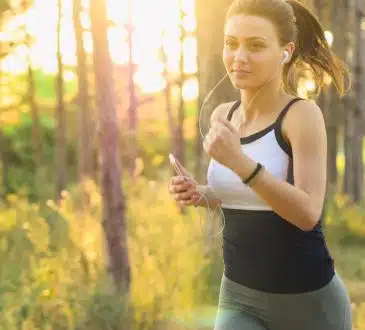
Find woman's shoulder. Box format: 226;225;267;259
282;98;326;146
283;98;324;129
210;101;239;123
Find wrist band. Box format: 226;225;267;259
242;163;264;186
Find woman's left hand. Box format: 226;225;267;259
203;118;244;171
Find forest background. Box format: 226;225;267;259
0;0;365;329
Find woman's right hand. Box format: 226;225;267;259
168;157;201;206
168;176;201;206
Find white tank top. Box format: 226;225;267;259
207;98;301;211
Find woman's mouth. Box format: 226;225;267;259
232;69;252;78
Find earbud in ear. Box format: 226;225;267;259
281;50;290;65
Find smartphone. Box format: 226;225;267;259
168;153;183;176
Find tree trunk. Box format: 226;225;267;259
343;0;356;199
28;63;43;198
28;65;42;169
327;0;347;192
160;44;176;168
176;1;186;169
73;0;94;183
23;3;43;199
0;44;7;197
90;0;131;293
126;1;138;175
194;0;239;183
55;0;67;200
352;0;364;202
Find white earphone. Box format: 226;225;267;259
281;50;290;65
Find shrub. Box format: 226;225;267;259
0;175;211;329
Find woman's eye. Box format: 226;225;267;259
225;41;237;49
249;43;264;50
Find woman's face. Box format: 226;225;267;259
223;14;286;90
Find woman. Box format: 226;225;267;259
168;0;352;329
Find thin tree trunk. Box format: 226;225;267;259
55;0;67;200
160;43;176;167
22;1;43;197
175;0;186;170
327;0;346;192
73;0;93;182
353;0;364;202
126;0;138;175
28;65;42;169
90;0;130;293
343;0;355;199
28;63;43;199
0;42;7;196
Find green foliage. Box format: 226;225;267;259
184;102;197;117
122;117;197;179
325;192;365;247
1;112;76;200
323;192;365;330
5;69;77;102
35;69;77;100
125;174;212;329
355;303;365;330
0;176;212;329
0;187;107;329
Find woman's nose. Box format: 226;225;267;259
234;46;249;62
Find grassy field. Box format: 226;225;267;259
0;172;364;329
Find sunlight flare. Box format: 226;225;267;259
1;0;198;99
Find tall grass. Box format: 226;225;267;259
0;169;364;329
0;175;213;329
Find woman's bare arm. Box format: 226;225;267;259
232;100;327;231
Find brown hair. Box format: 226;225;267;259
225;0;350;97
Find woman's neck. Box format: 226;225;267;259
239;77;286;121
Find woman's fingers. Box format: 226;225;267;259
169;177;194;193
168;175;202;207
174;190;195;201
168;181;199;201
179;193;201;206
173;183;194;194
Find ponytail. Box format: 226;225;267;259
285;0;350;97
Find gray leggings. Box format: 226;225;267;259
214;272;352;330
